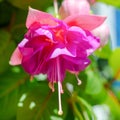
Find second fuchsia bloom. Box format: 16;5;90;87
59;0;90;19
9;7;106;115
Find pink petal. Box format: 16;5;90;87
26;7;57;28
20;48;33;57
9;47;22;65
92;23;110;47
62;55;90;72
50;47;75;59
64;15;106;31
20;47;34;63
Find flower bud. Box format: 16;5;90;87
59;0;90;19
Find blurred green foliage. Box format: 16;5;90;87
97;0;120;8
0;0;120;120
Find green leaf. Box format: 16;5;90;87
8;0;53;10
10;9;27;43
109;48;120;78
86;87;107;105
0;30;15;73
0;90;18;120
65;106;75;120
97;0;120;8
84;64;108;104
0;68;27;98
0;0;3;3
17;81;68;120
97;58;113;81
104;91;120;120
0;1;13;26
0;68;28;119
85;68;102;95
95;42;112;59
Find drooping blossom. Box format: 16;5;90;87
59;0;90;19
9;7;106;115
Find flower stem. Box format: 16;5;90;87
53;0;59;18
72;102;84;120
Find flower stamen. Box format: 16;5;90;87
60;82;64;94
75;74;82;85
48;82;55;92
30;76;34;81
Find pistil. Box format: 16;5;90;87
57;57;63;115
58;81;63;115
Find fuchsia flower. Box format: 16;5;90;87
9;7;106;115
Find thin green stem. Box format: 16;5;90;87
72;102;84;120
69;94;84;120
76;96;97;120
